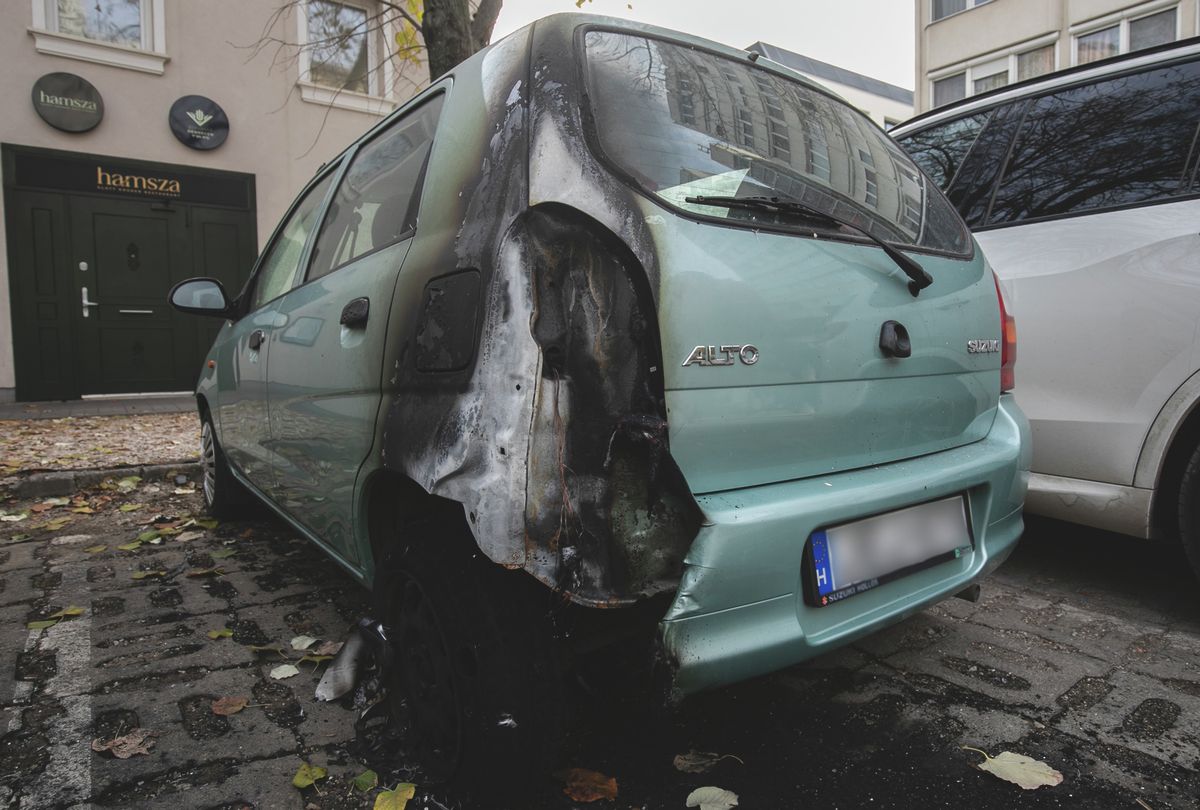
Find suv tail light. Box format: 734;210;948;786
993;271;1016;392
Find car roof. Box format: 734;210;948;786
894;35;1200;135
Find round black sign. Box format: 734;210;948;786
168;95;229;151
31;73;103;133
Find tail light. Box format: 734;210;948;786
993;271;1016;392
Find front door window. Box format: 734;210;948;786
251;172;336;310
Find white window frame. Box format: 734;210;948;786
1070;0;1181;66
928;32;1059;104
930;0;993;24
29;0;167;74
296;0;397;115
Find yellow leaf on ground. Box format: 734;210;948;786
207;628;233;639
964;747;1064;790
291;762;327;789
47;606;84;619
373;783;416;810
211;696;248;716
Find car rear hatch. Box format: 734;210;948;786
581;28;1001;494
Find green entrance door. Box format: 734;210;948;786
3;145;257;401
69;195;189;395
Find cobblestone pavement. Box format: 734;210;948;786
0;412;199;476
0;471;1197;808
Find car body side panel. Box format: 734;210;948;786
265;239;413;567
979;200;1200;487
215;305;280;492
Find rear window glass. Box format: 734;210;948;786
989;59;1200;224
583;31;971;255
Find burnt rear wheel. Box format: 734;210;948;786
1176;441;1200;583
373;518;565;799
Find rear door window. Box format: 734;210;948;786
306;94;444;281
988;59;1200;224
898;112;991;191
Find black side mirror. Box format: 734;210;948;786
169;277;233;317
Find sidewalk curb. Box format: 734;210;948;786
6;461;202;499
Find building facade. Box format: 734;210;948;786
915;0;1199;112
0;0;421;402
746;42;914;128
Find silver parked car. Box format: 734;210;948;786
892;37;1200;578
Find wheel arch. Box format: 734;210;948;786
361;469;474;586
1136;367;1200;537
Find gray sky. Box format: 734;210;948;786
491;0;916;91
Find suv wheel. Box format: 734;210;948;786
1176;441;1200;581
374;520;565;799
199;413;251;518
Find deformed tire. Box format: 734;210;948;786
1176;441;1200;582
373;519;566;801
199;412;253;519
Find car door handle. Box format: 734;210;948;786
248;329;266;350
340;297;369;329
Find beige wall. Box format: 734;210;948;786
0;0;424;399
915;0;1200;111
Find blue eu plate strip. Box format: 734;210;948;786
810;529;834;596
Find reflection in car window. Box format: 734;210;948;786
583;31;970;255
989;59;1200;224
252;171;336;310
896;112;991;191
940;101;1027;227
307;95;444;281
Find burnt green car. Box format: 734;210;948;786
170;13;1029;793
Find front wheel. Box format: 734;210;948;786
199;413;252;519
373;519;566;800
1175;441;1200;583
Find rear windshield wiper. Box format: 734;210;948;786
685;194;934;297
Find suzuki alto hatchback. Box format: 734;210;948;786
170;13;1030;794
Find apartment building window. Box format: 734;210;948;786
931;0;992;23
1074;5;1178;65
53;0;143;48
304;0;372;94
930;39;1057;108
933;73;967;106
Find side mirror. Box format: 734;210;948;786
169;278;233;317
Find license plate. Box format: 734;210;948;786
806;495;972;607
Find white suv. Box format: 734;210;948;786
893;38;1200;578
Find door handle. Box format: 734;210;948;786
81;287;99;318
248;329;266;350
340;297;369;329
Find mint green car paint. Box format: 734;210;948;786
174;14;1029;700
662;395;1029;693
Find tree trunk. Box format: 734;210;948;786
422;0;475;80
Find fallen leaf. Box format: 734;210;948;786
131;570;166;580
247;644;288;656
119;503;144;512
176;531;204;542
673;750;744;774
291;762;327;789
30;504;52;513
47;606;84;619
207;628;233;639
352;769;379;792
83;544;107;553
91;727;155;758
964;747;1063;790
137;530;161;543
560;768;618;802
210;548;237;559
186;567;224;578
271;664;300;680
116;476;142;493
0;513;29;522
194;518;219;530
290;635;317;651
27;619;59;630
71;507;96;514
173;487;195;495
686;786;739;810
373;784;416;809
42;518;72;531
311;640;343;657
116;541;142;551
211;696;249;716
299;654;333;666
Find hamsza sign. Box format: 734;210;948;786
95;166;182;198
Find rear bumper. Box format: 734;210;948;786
659;394;1030;696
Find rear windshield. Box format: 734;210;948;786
583;31;971;255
